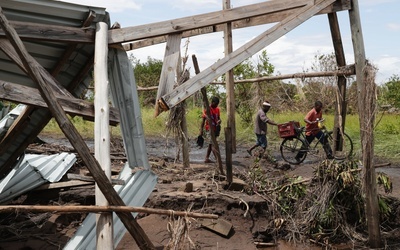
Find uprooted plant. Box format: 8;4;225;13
245;158;397;247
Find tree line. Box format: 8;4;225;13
130;51;400;125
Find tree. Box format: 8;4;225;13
301;52;339;113
129;54;163;106
382;74;400;108
231;50;276;125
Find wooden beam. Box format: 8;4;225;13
136;67;355;91
0;205;218;219
154;33;182;116
328;12;348;152
110;0;313;44
123;0;351;50
160;0;337;110
0;80;120;125
0;20;94;43
0;1;350;46
0;8;154;250
215;66;355;84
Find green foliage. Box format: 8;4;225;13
130;54;163;106
309;160;365;240
382;74;400;108
276;176;307;214
231;50;276;125
301;52;338;112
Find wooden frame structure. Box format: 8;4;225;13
0;0;381;248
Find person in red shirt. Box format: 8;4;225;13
199;96;221;163
296;100;333;162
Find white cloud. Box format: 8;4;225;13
374;56;400;83
59;0;141;12
387;23;400;31
169;0;219;12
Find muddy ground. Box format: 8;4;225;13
0;134;399;250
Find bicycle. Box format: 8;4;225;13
278;120;353;164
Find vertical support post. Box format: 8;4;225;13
349;0;381;248
223;0;236;154
225;127;232;183
223;0;234;183
94;22;113;249
328;12;347;151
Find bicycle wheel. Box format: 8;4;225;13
280;137;307;164
327;131;353;159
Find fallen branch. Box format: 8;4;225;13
267;177;312;193
0;205;218;219
254;242;278;247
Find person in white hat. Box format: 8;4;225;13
247;101;278;157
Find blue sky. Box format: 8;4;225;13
64;0;399;84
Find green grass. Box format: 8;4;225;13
42;108;400;162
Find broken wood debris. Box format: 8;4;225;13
0;205;218;219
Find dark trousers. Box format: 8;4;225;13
296;131;333;159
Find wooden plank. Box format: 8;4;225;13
0;20;94;43
0;80;120;125
0;1;350;46
0;8;154;250
67;174;125;185
200;218;232;237
109;0;312;44
35;180;94;190
154;33;182;116
160;0;337;110
123;0;351;50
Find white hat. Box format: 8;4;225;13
262;101;271;107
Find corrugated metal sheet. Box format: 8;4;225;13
64;166;158;250
0;0;109;172
0;152;76;204
0;2;159;249
0;0;109;88
64;47;157;250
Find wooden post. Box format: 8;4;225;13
94;22;113;249
223;0;234;183
192;55;224;175
223;0;236;155
328;12;347;151
224;127;232;183
0;8;154;250
349;0;382;248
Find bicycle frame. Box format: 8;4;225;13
295;127;327;155
280;120;353;165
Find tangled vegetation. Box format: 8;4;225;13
245;158;397;248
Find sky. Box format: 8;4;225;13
63;0;399;85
